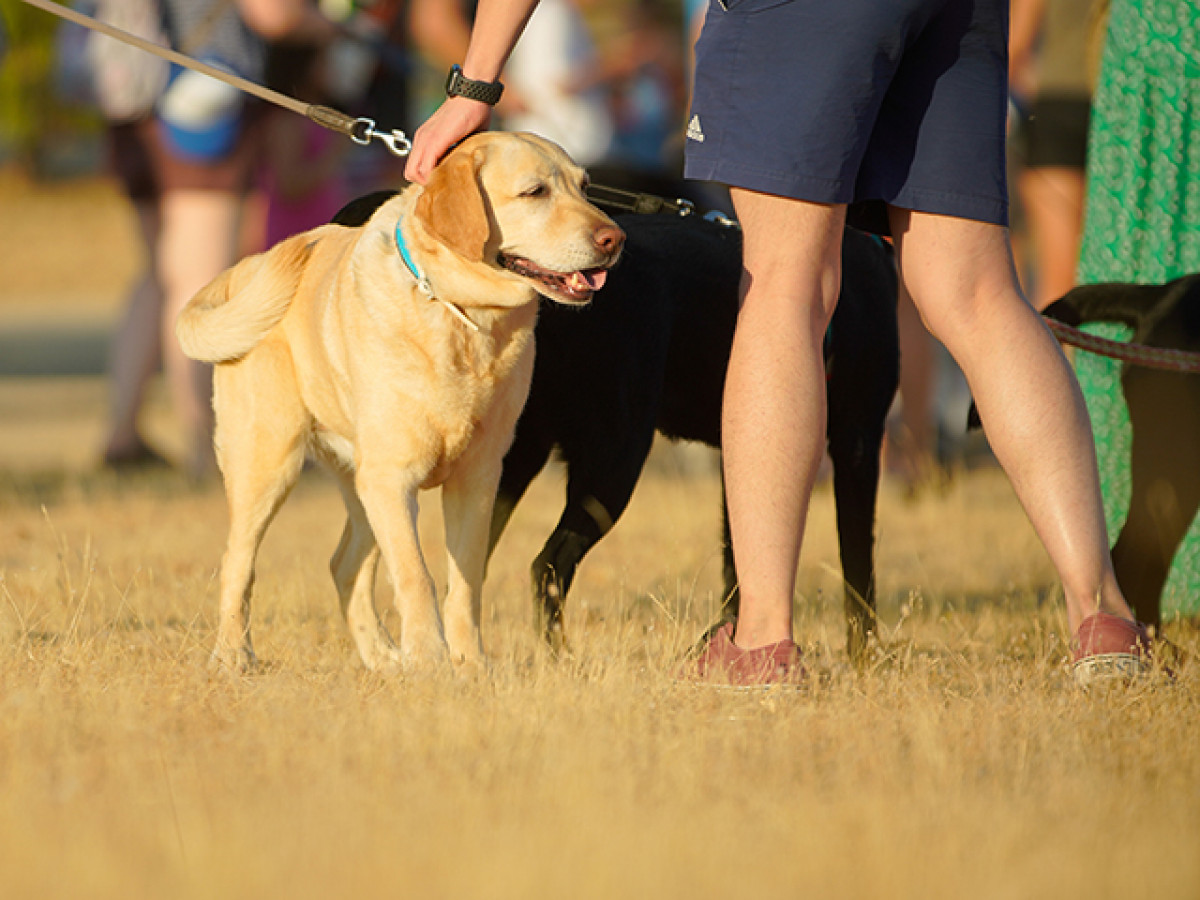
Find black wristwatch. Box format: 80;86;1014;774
445;64;505;106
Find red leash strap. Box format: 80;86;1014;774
1045;319;1200;374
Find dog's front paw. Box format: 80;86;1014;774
358;645;405;673
400;628;452;672
450;647;490;679
209;642;257;675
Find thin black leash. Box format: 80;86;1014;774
583;183;697;218
19;0;413;157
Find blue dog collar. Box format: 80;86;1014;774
393;216;481;332
394;218;434;297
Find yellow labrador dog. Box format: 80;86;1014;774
177;132;623;672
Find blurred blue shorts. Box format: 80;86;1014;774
684;0;1010;232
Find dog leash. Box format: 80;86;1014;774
583;184;697;218
19;0;413;158
1045;318;1200;374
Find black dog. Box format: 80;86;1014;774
1043;275;1200;629
487;212;900;659
333;193;899;658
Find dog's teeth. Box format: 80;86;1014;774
566;270;606;293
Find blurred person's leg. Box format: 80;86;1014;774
104;199;165;465
1017;165;1086;310
159;189;243;478
890;277;940;489
890;208;1131;632
722;188;845;650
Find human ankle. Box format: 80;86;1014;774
732;616;793;650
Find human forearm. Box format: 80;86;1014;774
459;0;541;82
404;0;543;184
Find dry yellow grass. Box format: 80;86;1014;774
1;173;1197;900
0;429;1196;900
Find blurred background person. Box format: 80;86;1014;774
255;34;351;250
1008;0;1096;311
98;0;331;478
498;0;614;168
578;0;682;177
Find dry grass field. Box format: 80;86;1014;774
1;171;1198;900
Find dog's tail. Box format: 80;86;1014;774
176;232;316;363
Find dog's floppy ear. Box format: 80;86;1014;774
414;148;491;262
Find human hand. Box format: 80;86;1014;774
404;96;493;184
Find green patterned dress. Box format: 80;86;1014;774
1075;0;1200;618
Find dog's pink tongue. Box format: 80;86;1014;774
569;268;608;292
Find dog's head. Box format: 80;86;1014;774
414;132;624;306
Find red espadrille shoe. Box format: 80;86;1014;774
1072;612;1152;686
689;622;806;688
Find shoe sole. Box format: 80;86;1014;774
682;678;807;693
1073;652;1149;687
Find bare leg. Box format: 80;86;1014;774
159;189;243;478
1017;166;1086;311
890;209;1130;632
104;200;163;460
890;277;940;487
722;189;845;649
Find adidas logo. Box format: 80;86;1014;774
686;115;705;143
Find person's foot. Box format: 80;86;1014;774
102;437;172;471
184;440;220;485
1072;612;1152;686
687;621;806;688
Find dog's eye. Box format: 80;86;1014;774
520;183;548;199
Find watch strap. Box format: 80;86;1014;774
445;65;504;106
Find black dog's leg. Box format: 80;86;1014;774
531;441;654;654
827;430;883;663
488;433;555;561
530;514;604;655
1110;373;1200;630
687;475;741;654
718;478;740;622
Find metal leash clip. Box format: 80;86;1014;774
350;118;412;157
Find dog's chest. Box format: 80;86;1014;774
311;324;533;481
422;334;529;463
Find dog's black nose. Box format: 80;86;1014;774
594;224;625;256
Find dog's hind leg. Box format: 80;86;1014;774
685;487;742;657
826;365;893;664
488;430;555;561
210;355;308;672
330;476;402;671
531;443;651;655
827;433;883;663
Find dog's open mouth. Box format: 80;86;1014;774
498;252;609;304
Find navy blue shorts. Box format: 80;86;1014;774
684;0;1010;232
